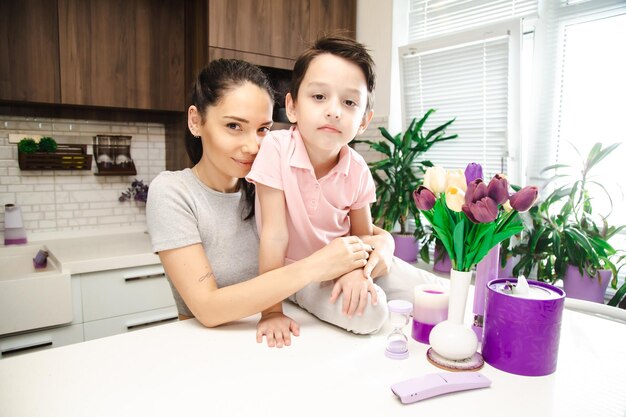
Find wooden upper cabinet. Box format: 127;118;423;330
309;0;356;41
58;0;185;111
0;0;61;104
209;0;310;60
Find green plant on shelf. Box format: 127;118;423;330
17;138;38;154
38;137;58;153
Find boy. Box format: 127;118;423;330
247;36;388;344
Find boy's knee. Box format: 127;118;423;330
344;289;389;335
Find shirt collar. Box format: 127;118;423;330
290;127;351;177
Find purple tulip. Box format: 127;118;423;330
509;186;538;212
465;178;488;205
462;197;499;223
465;163;484;184
413;186;436;211
486;174;509;205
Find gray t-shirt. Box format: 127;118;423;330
146;168;259;317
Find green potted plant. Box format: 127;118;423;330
355;109;457;262
512;142;625;304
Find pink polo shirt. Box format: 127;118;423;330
246;127;376;263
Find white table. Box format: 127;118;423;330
0;302;624;417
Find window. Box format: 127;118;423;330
528;2;626;227
400;21;522;183
402;0;538;184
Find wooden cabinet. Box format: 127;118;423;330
208;0;356;64
209;0;310;61
309;0;356;40
58;0;185;111
0;0;61;104
1;0;185;111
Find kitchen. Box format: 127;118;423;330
1;0;626;416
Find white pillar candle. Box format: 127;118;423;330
413;284;449;324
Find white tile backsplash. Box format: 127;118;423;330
0;115;166;236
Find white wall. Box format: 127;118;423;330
356;0;408;139
0;116;166;238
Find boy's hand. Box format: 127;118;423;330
256;312;300;348
329;269;378;318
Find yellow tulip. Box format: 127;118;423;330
445;186;465;212
446;169;467;192
503;199;513;213
424;166;447;195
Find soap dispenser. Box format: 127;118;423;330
4;204;27;245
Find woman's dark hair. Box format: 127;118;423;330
186;59;274;220
290;35;376;112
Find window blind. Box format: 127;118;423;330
527;0;626;182
400;22;519;181
409;0;537;42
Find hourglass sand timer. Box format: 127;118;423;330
385;299;413;359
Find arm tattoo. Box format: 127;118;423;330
198;270;215;282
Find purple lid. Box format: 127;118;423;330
486;278;565;324
388;299;413;314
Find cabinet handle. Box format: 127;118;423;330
124;272;166;282
1;336;53;357
126;314;177;331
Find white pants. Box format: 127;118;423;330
289;257;441;335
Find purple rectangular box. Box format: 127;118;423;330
482;278;565;376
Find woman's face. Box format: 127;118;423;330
189;82;273;192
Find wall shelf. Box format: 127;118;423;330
18;144;92;171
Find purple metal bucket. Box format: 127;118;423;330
482;278;565;376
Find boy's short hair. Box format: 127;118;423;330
290;35;376;112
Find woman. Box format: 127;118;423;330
146;59;398;347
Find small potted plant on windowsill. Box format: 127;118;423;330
511;142;625;304
355;109;457;263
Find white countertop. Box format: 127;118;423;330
1;230;159;275
0;302;624;417
44;231;159;274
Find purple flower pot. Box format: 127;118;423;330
562;265;611;304
482;278;565;376
393;234;418;263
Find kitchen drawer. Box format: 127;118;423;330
80;265;175;322
0;324;83;359
83;306;178;341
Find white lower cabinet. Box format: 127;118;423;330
79;264;177;340
0;263;177;358
0;324;84;358
83;306;178;341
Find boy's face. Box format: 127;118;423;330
286;53;373;158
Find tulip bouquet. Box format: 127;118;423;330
413;163;538;272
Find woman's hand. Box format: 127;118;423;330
308;236;372;283
329;269;378;318
256;312;300;348
361;225;395;279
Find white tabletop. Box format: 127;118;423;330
0;302;624;417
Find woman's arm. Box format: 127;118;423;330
158;235;371;328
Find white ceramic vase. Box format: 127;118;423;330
429;269;478;360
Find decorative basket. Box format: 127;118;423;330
18;144;93;171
